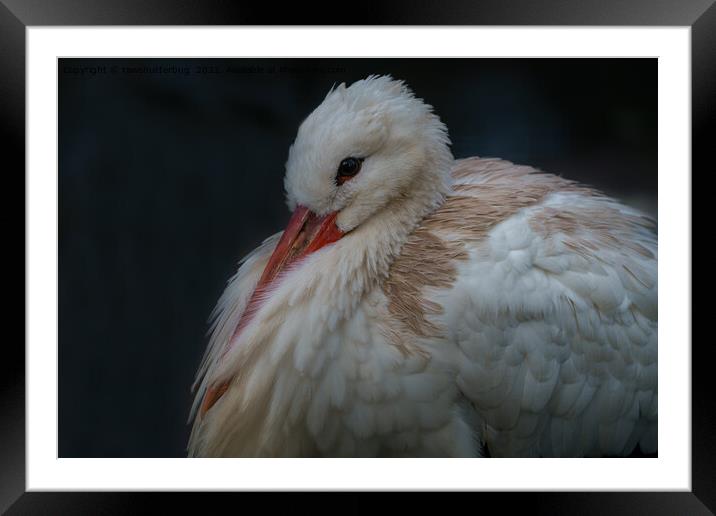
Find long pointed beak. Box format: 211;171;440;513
199;205;344;417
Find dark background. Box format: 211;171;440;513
58;58;657;458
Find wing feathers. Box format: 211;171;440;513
436;158;658;457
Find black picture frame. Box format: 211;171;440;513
3;1;706;513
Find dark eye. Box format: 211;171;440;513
336;157;364;185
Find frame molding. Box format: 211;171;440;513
3;1;706;513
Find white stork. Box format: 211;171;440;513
188;75;657;457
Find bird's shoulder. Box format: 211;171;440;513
387;156;657;331
398;156;657;320
434;156;658;320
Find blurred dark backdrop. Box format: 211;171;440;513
58;58;656;457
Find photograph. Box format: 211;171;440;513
58;58;657;458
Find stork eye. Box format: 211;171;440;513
336;157;364;184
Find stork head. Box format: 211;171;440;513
253;76;453;288
285;75;453;233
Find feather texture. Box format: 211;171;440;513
433;158;657;457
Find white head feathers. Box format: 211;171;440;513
284;75;454;233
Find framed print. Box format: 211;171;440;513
3;0;707;513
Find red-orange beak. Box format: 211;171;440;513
255;205;344;292
199;205;344;417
